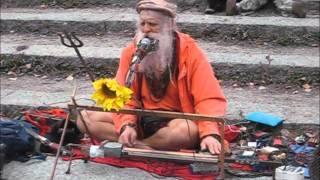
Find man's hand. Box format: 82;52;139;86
200;135;221;154
118;126;137;147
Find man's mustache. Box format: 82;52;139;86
142;33;161;40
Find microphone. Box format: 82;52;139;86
125;37;159;87
131;37;159;64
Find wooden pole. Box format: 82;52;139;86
68;104;225;122
218;123;225;179
50;87;77;180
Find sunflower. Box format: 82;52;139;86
91;78;133;111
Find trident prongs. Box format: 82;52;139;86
58;31;84;48
58;31;95;82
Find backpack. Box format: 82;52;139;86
0;119;38;162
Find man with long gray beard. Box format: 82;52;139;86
77;0;228;155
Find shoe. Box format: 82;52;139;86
292;1;306;18
205;8;216;14
226;0;239;16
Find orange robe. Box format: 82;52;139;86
112;32;227;139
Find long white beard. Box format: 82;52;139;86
136;31;174;80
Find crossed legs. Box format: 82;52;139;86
76;110;199;150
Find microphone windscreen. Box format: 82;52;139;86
139;38;151;50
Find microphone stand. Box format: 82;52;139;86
125;53;144;87
125;38;159;87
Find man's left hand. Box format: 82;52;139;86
200;135;221;154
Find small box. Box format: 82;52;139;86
275;166;304;180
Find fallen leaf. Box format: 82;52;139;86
41;76;48;79
40;4;48;9
258;86;266;90
302;84;311;89
9;77;17;81
300;77;306;81
34;74;41;77
66;74;74;81
304;89;312;92
25;64;32;69
7;71;16;75
293;91;299;94
16;45;29;52
232;84;238;87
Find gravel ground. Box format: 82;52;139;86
3;156;274;180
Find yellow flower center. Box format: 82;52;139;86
102;84;116;98
91;78;133;111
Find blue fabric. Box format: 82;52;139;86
245;112;284;127
289;144;315;154
289;144;314;178
304;167;309;178
0;119;39;161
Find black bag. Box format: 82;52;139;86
0;119;38;162
22;108;83;153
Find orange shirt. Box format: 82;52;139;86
140;76;181;112
112;32;227;139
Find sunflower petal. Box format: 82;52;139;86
91;78;133;111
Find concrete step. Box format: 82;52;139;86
1;8;319;46
1;76;318;124
1;34;319;87
1;0;319;15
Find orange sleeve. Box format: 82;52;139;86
111;42;139;134
188;41;227;138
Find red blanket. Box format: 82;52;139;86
62;124;240;180
63;149;219;180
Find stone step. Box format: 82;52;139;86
1;76;319;124
1;0;319;15
1;0;199;9
1;8;319;46
304;0;320;11
1;34;319;87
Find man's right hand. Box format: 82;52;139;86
118;126;137;147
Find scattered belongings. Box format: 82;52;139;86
0;108;319;179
